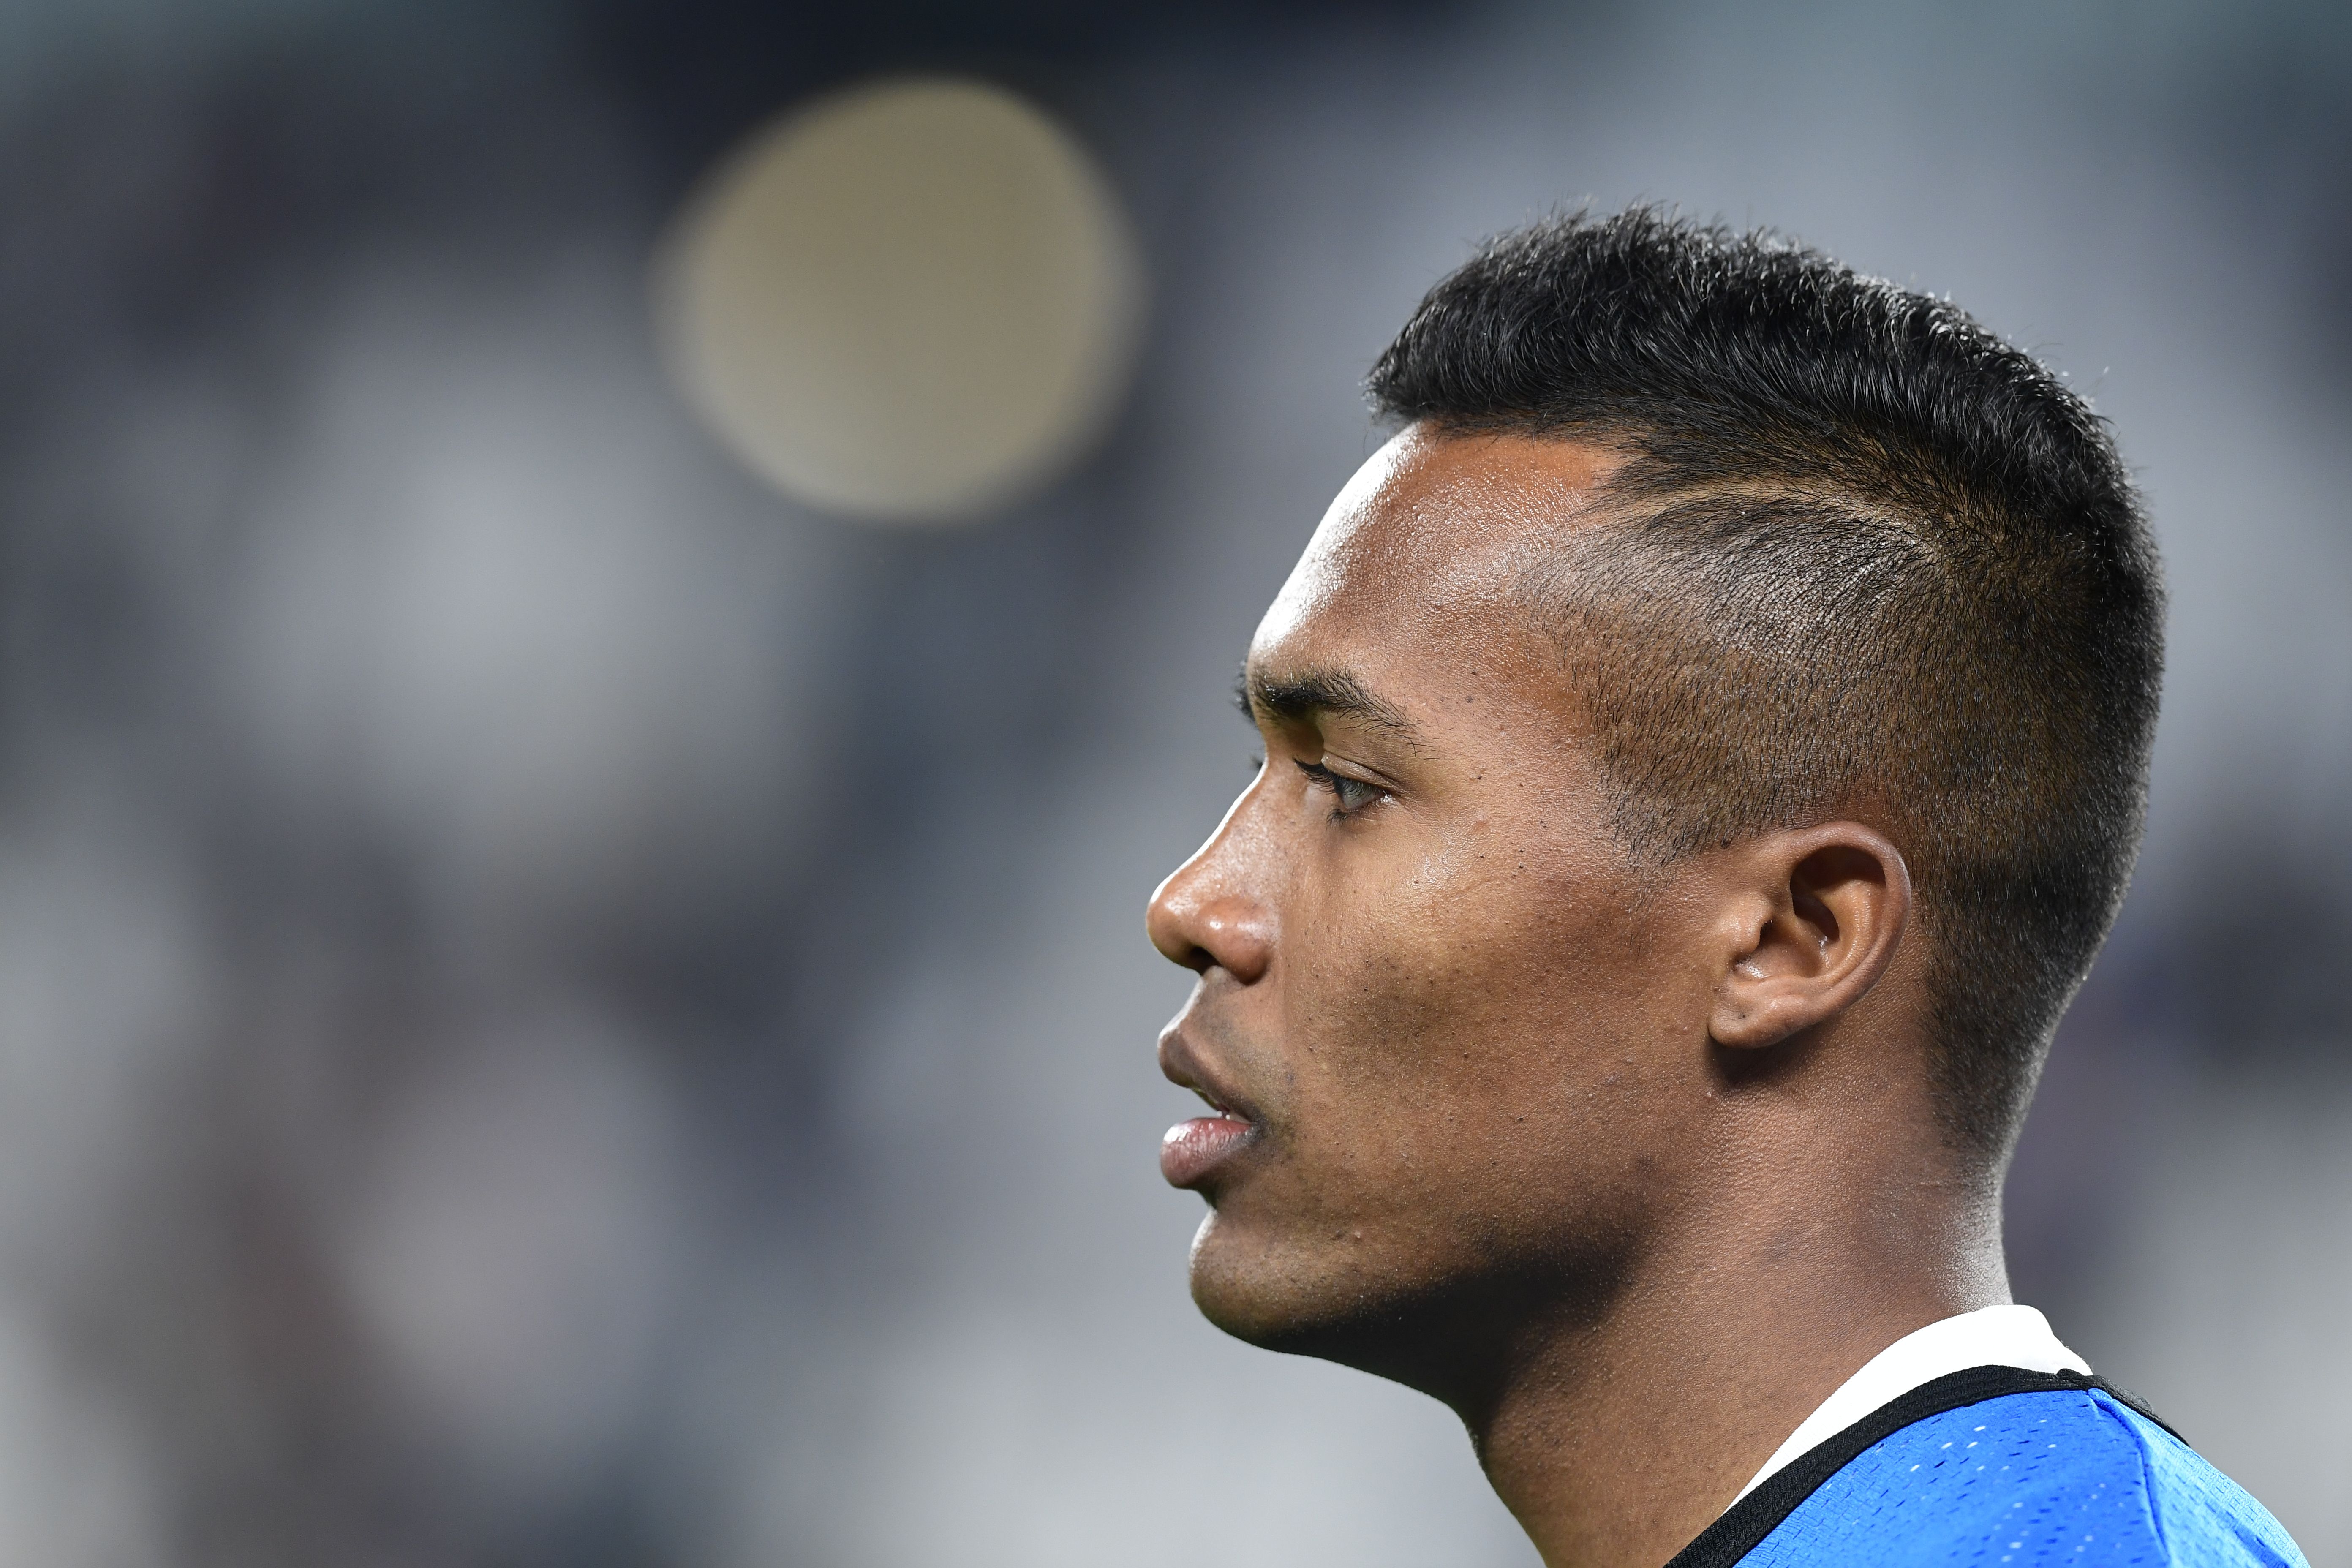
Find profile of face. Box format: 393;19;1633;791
1146;425;1911;1406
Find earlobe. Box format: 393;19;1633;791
1709;825;1911;1051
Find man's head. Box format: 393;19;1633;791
1146;210;2161;1399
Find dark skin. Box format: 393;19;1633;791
1147;425;2009;1568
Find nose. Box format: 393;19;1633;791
1146;804;1275;984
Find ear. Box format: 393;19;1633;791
1708;822;1912;1051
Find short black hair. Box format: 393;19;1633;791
1369;207;2163;1166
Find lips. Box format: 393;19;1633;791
1158;1028;1261;1189
1160;1099;1257;1189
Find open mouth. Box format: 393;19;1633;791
1193;1087;1243;1119
1157;1026;1260;1189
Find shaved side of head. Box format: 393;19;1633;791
1370;209;2164;1165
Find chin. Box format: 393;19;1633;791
1185;1207;1633;1411
1188;1212;1339;1340
1185;1211;1451;1382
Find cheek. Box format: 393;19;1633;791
1280;826;1657;1161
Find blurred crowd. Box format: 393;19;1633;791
0;2;2346;1564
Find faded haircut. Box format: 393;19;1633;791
1369;208;2164;1166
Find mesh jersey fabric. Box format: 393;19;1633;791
1729;1387;2307;1568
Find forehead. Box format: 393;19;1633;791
1252;426;1620;676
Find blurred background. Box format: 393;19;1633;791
0;0;2347;1563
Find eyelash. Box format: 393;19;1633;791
1296;760;1385;819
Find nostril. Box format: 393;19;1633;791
1187;897;1274;984
1147;880;1272;980
1151;907;1228;975
1147;817;1273;980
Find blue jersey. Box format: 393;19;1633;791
1667;1367;2308;1567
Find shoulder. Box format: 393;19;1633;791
2098;1394;2308;1568
1738;1386;2307;1568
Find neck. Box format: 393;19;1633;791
1459;1156;2009;1568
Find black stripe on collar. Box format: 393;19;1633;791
1663;1365;2180;1568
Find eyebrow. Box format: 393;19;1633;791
1235;664;1422;742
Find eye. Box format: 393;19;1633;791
1296;760;1386;819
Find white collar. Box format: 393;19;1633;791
1731;1304;2091;1505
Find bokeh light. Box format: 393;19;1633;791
654;77;1145;524
4;5;2351;1564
